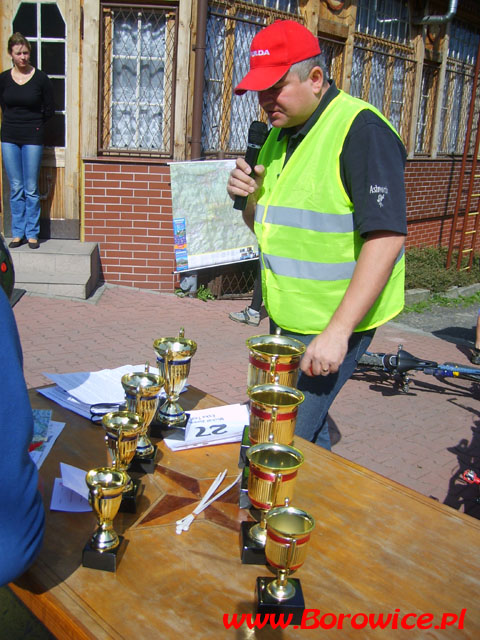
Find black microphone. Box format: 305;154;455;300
233;120;269;211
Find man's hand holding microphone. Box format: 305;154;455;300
228;121;268;216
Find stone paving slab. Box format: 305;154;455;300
12;285;480;522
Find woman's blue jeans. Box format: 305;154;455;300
2;142;43;239
270;320;375;450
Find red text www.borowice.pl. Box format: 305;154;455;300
223;608;467;631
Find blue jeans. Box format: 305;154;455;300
2;142;43;239
270;320;375;450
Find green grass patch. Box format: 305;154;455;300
405;246;480;292
401;246;480;315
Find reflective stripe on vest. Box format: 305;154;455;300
254;91;405;334
262;248;404;282
257;204;356;233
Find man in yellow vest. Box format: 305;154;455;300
227;20;407;449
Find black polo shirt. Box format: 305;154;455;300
277;81;407;237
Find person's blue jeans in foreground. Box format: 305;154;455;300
270;320;375;450
2;142;43;240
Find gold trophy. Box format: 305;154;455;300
256;506;315;625
153;327;197;430
246;330;306;390
239;330;305;503
102;410;145;512
247;382;304;446
82;466;128;572
241;442;304;564
121;366;164;473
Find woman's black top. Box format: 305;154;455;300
0;68;54;145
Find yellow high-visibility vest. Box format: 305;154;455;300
254;90;405;334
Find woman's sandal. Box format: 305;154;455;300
9;238;26;248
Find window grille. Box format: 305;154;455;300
351;34;415;143
414;61;439;155
203;1;300;157
355;0;410;44
99;4;177;157
437;20;480;156
13;1;66;147
245;0;299;10
449;18;479;65
352;0;414;146
319;36;345;87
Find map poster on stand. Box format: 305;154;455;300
170;160;258;271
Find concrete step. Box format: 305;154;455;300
6;238;100;299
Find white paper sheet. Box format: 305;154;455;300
164;403;248;451
50;462;92;512
37;385;92;419
43;364;161;405
38;364;180;420
60;462;90;501
50;478;92;512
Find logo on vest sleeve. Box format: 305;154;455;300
251;49;270;57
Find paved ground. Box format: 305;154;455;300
11;284;480;518
3;285;480;638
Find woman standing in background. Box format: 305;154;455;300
0;32;54;249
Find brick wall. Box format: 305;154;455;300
83;157;480;293
83;161;176;291
405;158;480;252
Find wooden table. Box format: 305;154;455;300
10;387;480;638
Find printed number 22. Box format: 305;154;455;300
195;424;228;438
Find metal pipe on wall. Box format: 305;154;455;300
413;0;458;25
190;0;208;160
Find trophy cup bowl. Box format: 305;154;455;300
153;327;197;429
101;411;145;493
246;332;306;390
265;506;315;600
121;369;164;459
247;383;304;446
255;506;315;624
85;466;128;553
240;442;304;563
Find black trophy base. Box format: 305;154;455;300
82;536;125;573
256;577;305;626
129;445;157;474
240;521;266;564
150;413;190;439
239;465;251;509
119;477;141;513
238;425;251;468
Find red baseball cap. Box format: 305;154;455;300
234;20;321;95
